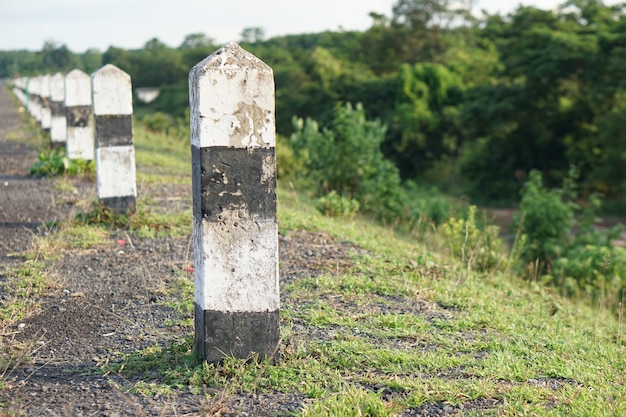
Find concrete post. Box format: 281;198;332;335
12;77;27;106
29;76;41;122
189;42;279;363
65;69;94;160
49;73;67;147
91;64;136;214
40;74;52;131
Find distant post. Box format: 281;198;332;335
91;64;136;214
65;69;94;160
12;77;27;106
40;74;52;132
49;72;67;148
189;42;279;363
29;76;41;123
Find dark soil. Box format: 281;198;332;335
0;80;504;416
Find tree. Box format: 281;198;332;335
81;48;102;74
179;33;215;50
241;27;265;43
458;1;626;202
290;103;405;220
40;40;78;72
391;0;474;30
388;62;465;179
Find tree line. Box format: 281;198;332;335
3;0;626;208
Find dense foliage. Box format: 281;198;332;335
6;1;626;206
4;0;626;312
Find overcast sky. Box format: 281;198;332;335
0;0;616;53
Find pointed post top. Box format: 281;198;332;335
189;42;275;148
50;73;65;101
91;64;132;116
66;68;89;80
190;42;272;76
65;69;92;107
92;63;130;80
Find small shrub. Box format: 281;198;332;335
30;148;94;177
550;245;626;308
276;135;301;180
403;182;466;226
439;205;508;272
141;112;174;133
513;169;576;267
290;102;407;223
513;168;626;313
316;191;360;219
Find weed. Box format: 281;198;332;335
29;147;94;177
439;205;508;273
316;191;360;219
76;203;191;238
299;384;401;416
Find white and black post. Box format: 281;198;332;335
189;42;279;363
49;72;67;148
65;69;94;160
40;74;52;132
91;64;136;214
29;76;41;123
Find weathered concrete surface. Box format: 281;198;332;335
91;64;136;213
65;69;94;160
189;43;279;362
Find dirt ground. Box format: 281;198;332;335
0;80;303;416
0;80;498;417
0;80;375;417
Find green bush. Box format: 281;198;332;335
140;111;174;133
30;148;94;177
290;102;407;223
513;169;626;313
513;170;576;267
316;191;360;219
276;135;301;180
550;245;626;308
403;182;467;226
439;205;508;272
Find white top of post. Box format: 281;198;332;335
50;73;65;102
40;74;51;98
189;42;275;149
91;64;132;116
29;76;40;96
65;69;92;107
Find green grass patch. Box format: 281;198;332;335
3;119;624;415
29;147;95;178
101;188;625;414
76;203;191;239
134;128;190;177
0;260;50;323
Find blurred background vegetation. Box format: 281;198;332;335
3;0;626;312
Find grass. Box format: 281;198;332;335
94;183;625;415
2;116;625;415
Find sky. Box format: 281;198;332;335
0;0;617;53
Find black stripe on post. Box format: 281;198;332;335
99;196;137;215
194;305;279;363
94;115;133;148
66;105;92;128
191;146;276;220
50;100;64;116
